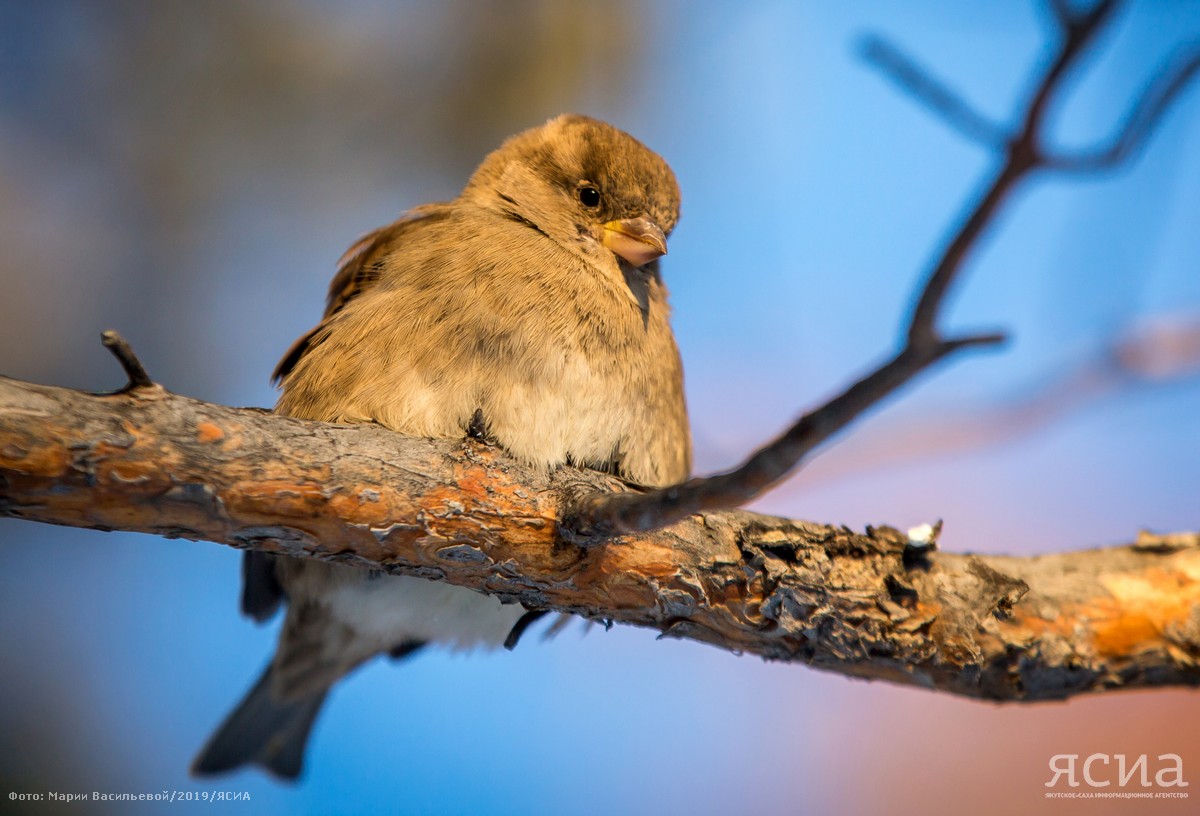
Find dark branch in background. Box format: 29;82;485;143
565;0;1200;542
1044;46;1200;170
770;311;1200;494
562;333;1003;543
1045;0;1080;32
897;0;1116;342
859;37;1007;148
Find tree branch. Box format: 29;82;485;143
769;310;1200;493
903;0;1115;342
2;375;1199;701
859;36;1007;148
561;334;1004;541
1043;45;1200;171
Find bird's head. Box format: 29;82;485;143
462;114;680;271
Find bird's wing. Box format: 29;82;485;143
247;205;451;623
270;203;450;385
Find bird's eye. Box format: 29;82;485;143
578;186;601;208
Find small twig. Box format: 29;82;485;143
772;311;1200;493
564;0;1198;542
1044;46;1200;171
100;330;154;391
1045;0;1077;31
1045;0;1115;36
860;36;1007;148
563;334;1003;540
905;0;1115;344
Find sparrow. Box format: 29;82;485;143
192;114;691;779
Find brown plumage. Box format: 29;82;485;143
192;114;691;779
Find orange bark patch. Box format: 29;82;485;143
606;543;680;581
1010;564;1200;659
0;433;70;476
196;422;225;443
327;490;413;530
227;479;330;519
452;472;493;504
568;540;682;608
1089;568;1200;658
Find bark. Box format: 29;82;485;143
3;374;1198;701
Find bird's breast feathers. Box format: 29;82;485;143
276;209;690;486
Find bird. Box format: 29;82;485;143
191;113;691;779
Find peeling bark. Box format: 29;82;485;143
2;375;1197;701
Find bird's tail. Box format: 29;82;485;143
191;663;327;781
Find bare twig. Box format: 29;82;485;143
561;334;1004;541
905;0;1116;343
860;36;1007;148
564;1;1173;542
1045;0;1078;31
764;310;1200;492
100;330;155;391
1044;46;1200;171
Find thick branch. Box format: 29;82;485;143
3;375;1198;701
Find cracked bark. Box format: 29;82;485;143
3;375;1197;701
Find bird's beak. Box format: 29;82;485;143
601;217;668;267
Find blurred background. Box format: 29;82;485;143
1;1;1198;813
